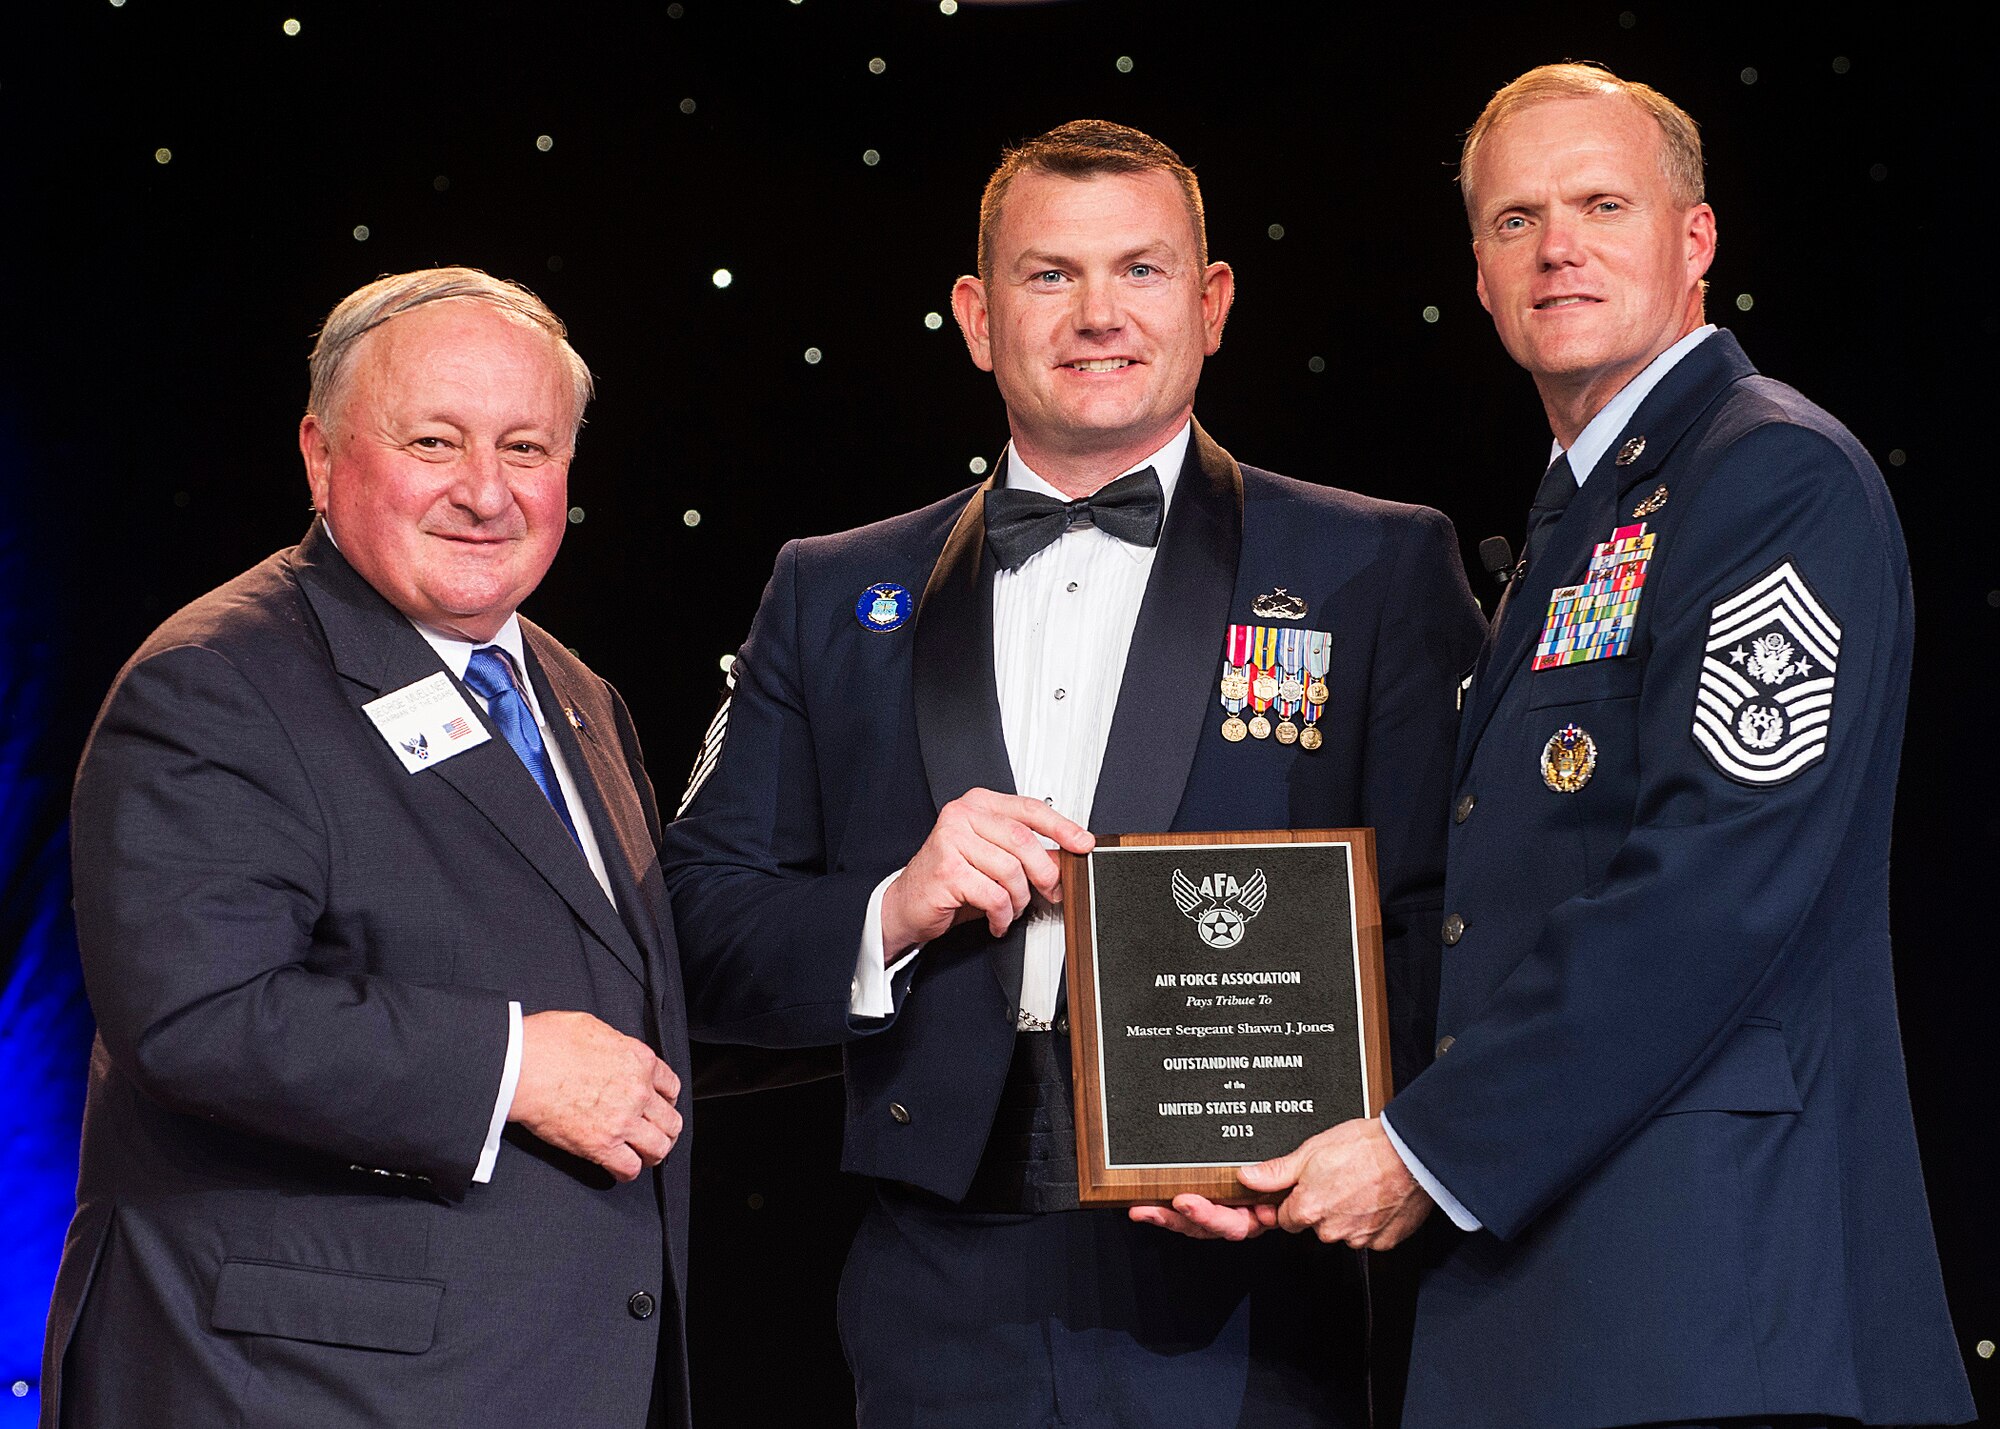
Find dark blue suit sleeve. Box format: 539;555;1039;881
663;541;888;1046
1388;422;1904;1238
71;645;510;1199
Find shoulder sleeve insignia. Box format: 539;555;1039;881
676;659;737;817
1690;558;1841;786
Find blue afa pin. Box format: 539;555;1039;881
855;582;913;633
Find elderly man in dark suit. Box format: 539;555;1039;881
663;121;1483;1427
43;268;694;1427
1169;64;1975;1429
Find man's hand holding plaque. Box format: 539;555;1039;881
1130;1116;1435;1248
882;789;1096;957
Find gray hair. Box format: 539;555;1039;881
306;267;595;440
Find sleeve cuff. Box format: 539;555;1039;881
850;871;920;1019
472;1000;523;1185
1382;1109;1481;1232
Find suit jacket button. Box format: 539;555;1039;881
1436;1035;1456;1056
1055;1013;1069;1036
889;1102;911;1125
1442;913;1466;945
628;1291;656;1320
1454;793;1476;824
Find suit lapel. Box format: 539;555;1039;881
522;633;669;991
1455;332;1758;781
910;473;1026;1006
912;477;1017;808
292;524;648;987
1088;421;1242;836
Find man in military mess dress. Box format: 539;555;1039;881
1159;63;1976;1429
661;120;1483;1426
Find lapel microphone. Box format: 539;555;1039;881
1478;536;1517;588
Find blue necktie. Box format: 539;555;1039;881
1522;452;1578;573
1473;453;1581;688
464;646;582;847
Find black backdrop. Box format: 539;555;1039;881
6;1;1991;1422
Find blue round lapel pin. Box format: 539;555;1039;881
855;582;913;633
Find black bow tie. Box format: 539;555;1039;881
983;466;1165;570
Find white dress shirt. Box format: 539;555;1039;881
410;616;617;1184
850;421;1192;1022
1382;325;1717;1232
322;520;616;1186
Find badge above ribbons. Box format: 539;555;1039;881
1692;558;1841;786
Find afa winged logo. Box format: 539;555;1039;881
1171;868;1268;950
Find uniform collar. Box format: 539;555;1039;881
1554;324;1717;487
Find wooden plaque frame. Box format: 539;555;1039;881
1060;828;1391;1208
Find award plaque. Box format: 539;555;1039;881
1060;829;1391;1207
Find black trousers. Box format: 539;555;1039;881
836;1034;1389;1428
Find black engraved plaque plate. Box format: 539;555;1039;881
1060;830;1390;1206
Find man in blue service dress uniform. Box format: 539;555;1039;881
44;270;696;1428
662;122;1484;1427
1155;64;1976;1429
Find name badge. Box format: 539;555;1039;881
362;672;492;773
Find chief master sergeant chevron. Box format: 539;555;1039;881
662;120;1484;1426
1165;62;1976;1429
